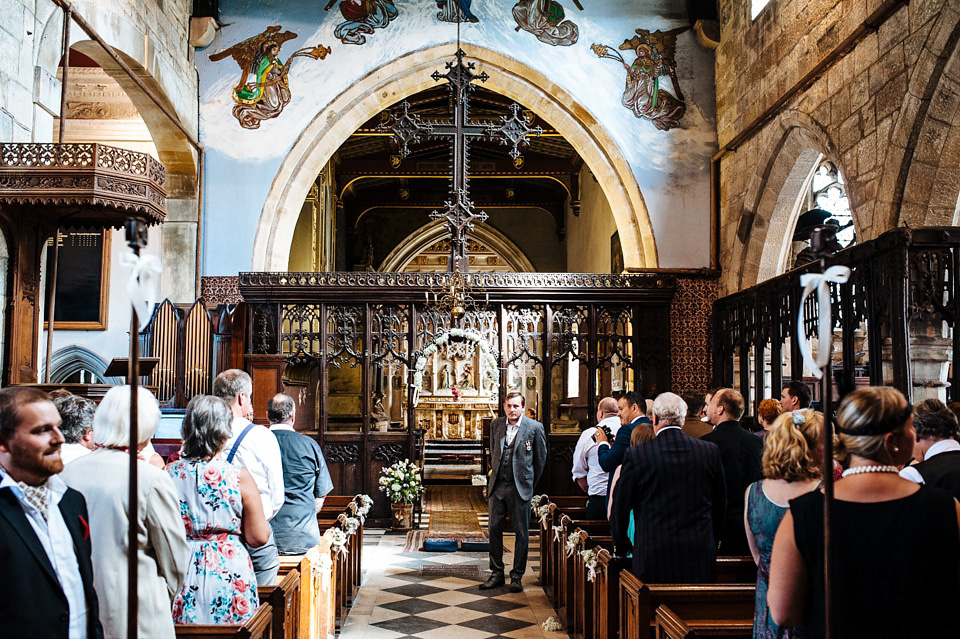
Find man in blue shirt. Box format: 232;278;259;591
267;393;334;555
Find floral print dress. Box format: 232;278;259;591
167;458;259;624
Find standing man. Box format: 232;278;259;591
572;397;620;519
267;393;335;555
780;380;811;413
610;392;725;583
0;387;104;639
680;392;712;438
482;391;547;592
702;388;762;555
214;369;285;585
596;391;649;477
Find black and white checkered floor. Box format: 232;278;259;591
345;529;566;638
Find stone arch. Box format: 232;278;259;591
40;344;114;383
379;220;536;272
735;110;846;288
254;43;657;271
881;5;960;229
35;6;197;196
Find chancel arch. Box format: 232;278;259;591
254;43;657;272
379;220;536;273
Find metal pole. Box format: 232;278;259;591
810;225;839;639
125;218;147;639
44;229;59;384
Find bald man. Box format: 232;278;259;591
572;397;621;519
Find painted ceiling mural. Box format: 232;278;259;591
199;0;717;272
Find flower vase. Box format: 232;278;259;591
391;502;414;530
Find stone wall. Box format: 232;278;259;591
715;0;960;294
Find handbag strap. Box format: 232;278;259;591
226;422;256;463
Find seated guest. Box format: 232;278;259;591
267;393;334;554
703;388;763;555
0;387;104;639
745;408;822;639
573;396;620;520
167;395;270;624
769;386;960;638
53;394;96;464
61;386;189;639
611;392;725;583
900;405;960;498
680;392;712;438
755;398;782;440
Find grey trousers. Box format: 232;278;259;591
487;479;531;581
246;527;280;586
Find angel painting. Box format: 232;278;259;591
437;0;479;23
325;0;399;46
210;26;331;130
513;0;579;47
592;28;687;131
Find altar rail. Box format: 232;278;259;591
714;227;960;412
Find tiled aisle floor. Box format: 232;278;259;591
342;530;569;638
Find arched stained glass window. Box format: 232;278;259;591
810;161;855;248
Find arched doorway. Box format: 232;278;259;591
253;43;658;272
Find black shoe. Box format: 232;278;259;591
509;579;523;593
479;574;505;590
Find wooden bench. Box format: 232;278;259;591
594;548;631;639
537;496;589;602
654;605;752;639
619;570;755;639
557;518;609;629
258;569;300;639
715;557;756;584
175;603;273;639
572;533;614;639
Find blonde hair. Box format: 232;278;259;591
630;422;654;447
834;387;910;464
762;409;823;481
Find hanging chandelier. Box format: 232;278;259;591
425;271;488;320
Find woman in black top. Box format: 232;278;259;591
767;386;960;638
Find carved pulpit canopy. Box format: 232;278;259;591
0;143;166;226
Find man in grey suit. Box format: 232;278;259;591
482;391;547;592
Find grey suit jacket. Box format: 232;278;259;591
488;416;547;501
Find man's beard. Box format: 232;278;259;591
10;441;63;480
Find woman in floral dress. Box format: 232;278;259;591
167;395;270;624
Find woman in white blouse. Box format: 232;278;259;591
61;386;188;639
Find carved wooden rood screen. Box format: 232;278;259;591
238;271;676;524
714;227;960;414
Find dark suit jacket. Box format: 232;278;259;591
598;416;651;473
701;420;764;555
610;427;725;583
0;485;104;639
488;416;547;501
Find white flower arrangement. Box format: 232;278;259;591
531;494;548;510
542;616;563;632
339;514;360;536
552;525;564;542
355;494;373;521
378;459;423;504
580;548;599;582
329;527;349;557
411;329;500;393
565;531;581;558
305;546;333;581
535;502;556;527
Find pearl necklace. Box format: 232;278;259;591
841;465;900;477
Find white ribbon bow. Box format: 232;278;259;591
797;265;850;379
119;253;162;330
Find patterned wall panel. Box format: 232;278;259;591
671;275;718;393
201;276;242;305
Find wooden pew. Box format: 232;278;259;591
551;510;593;604
654;605;752;639
715;557;756;584
175;603;273;639
300;542;337;639
572;533;614;639
537;496;591;603
618;570;755;639
557;518;609;630
258;569;300;639
593;548;630;639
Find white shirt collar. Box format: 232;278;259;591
655;425;682;437
926;438;960;459
269;422;296;432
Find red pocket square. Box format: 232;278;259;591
79;514;89;540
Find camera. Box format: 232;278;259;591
593;424;612;442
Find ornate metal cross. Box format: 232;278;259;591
381;49;542;272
